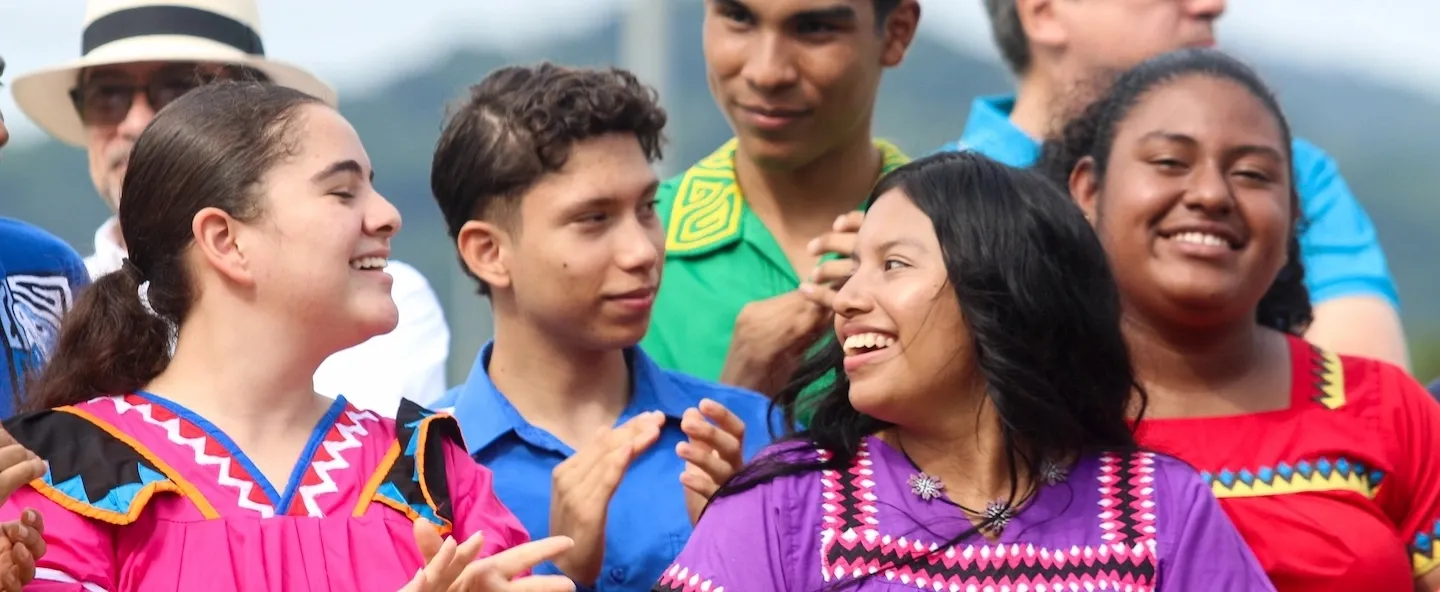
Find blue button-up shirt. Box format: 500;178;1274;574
435;342;783;591
939;95;1399;308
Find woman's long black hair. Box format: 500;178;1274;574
1035;48;1313;335
712;151;1144;584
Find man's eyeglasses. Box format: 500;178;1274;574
69;63;268;127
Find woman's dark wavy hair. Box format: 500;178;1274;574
23;82;324;412
1036;48;1313;335
712;152;1144;585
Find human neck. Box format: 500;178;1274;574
108;218;128;251
487;306;633;446
884;383;1028;507
1123;309;1283;417
143;302;330;444
1009;65;1096;141
734;130;883;241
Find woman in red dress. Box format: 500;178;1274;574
1040;48;1440;592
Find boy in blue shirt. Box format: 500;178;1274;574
429;63;781;592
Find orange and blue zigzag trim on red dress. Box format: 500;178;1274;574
1200;456;1384;499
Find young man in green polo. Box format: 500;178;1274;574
642;0;920;402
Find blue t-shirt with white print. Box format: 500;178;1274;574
1;218;89;416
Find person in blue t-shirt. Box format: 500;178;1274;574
0;89;91;416
943;0;1406;368
809;1;1408;368
428;64;783;592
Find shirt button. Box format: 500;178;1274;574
609;566;626;582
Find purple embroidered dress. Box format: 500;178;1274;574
656;436;1273;591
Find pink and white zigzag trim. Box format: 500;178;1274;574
654;563;726;592
818;442;1157;591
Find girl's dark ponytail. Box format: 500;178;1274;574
23;261;173;412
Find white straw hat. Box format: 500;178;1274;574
11;0;337;147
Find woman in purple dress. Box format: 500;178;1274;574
655;152;1274;591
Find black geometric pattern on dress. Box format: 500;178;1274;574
382;399;466;524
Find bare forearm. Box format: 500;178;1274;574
1307;295;1410;370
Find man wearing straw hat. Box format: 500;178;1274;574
9;0;452;414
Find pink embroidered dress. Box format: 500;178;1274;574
0;393;529;591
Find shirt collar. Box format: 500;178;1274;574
89;217;127;276
627;347;692;420
664;138;911;259
954;95;1042;168
450;341;691;454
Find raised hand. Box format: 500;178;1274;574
801;211;865;310
402;521;576;592
677;399;749;524
548;411;666;586
720;290;831;396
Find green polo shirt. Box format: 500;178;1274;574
642;138;909;410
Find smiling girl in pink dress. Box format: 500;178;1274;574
0;81;574;592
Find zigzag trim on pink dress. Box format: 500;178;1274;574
102;394;277;517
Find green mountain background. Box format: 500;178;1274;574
5;4;1440;382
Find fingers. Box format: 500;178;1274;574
0;520;37;564
679;464;721;500
11;535;33;587
698;399;747;453
481;536;576;581
798;282;838;310
586;441;637;504
0;557;18;592
680;403;745;467
19;510;43;560
453;569;577;592
571;411;665;469
0;446;43;502
617;411;666;453
505;575;578;592
420;535;458;587
613;411;666;444
556;411;665;494
399;569;427;592
809;258;855;287
675;440;731;488
436;531;485;589
807;212;864;257
414;519;445;562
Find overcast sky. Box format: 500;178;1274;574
1;0;1436;144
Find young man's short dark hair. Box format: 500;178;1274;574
430;62;667;294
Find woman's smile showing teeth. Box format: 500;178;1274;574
843;332;895;355
841;331;899;372
1169;231;1230;248
1158;225;1243;261
349;256;388;271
